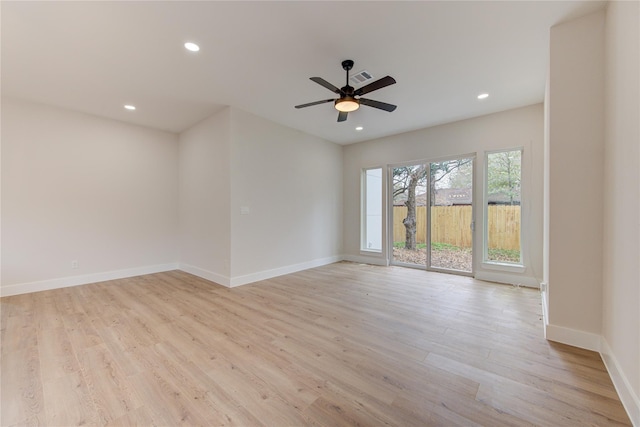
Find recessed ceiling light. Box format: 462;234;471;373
477;93;489;100
355;126;364;131
124;105;136;110
184;42;200;52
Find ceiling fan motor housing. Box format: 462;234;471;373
341;59;354;71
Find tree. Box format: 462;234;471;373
393;165;427;250
487;151;521;205
393;159;471;250
448;159;474;190
429;159;472;205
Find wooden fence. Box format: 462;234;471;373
393;205;520;250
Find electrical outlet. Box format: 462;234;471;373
71;260;79;269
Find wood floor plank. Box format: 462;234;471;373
104;405;166;427
152;341;267;427
204;355;308;426
392;393;533;427
76;344;144;424
37;326;79;382
302;394;398;427
126;370;210;426
129;343;241;426
91;319;146;377
426;351;631;426
42;371;100;426
63;311;106;351
0;262;632;426
0;347;45;426
32;294;66;331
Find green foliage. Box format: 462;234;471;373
430;242;459;251
393;242;520;263
393;242;469;251
487;248;521;263
393;242;427;249
487;150;521;205
448;160;474;189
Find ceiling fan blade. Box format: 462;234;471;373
354;76;396;96
359;98;397;112
295;99;335;109
310;77;342;94
337;111;348;122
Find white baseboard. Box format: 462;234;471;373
538;285;638;426
545;327;639;425
0;263;179;297
228;255;343;287
342;254;389;266
1;256;343;296
541;290;549;329
601;338;640;426
178;263;230;288
474;270;540;288
1;255;344;296
544;323;602;352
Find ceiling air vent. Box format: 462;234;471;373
349;70;373;86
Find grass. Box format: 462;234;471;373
394;241;427;249
394;241;521;263
487;248;521;263
431;242;462;251
394;241;463;251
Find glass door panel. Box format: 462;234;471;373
391;164;428;267
428;158;474;273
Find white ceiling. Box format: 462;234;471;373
1;1;605;145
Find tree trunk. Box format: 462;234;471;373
402;168;421;250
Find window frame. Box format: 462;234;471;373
483;148;525;269
361;166;384;253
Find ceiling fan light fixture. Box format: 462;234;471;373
335;97;360;112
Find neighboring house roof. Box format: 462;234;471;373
394;188;520;206
485;190;521;205
435;188;472;205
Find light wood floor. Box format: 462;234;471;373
1;262;631;426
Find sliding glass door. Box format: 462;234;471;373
391;156;474;275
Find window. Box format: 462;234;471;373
484;149;522;265
362;167;382;252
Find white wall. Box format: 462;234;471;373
229;108;343;284
343;104;544;286
178;108;231;284
546;6;639;421
2;101;343;293
546;10;605;348
542;75;551;316
1;99;179;295
602;1;640;423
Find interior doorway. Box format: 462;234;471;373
391;156;474;275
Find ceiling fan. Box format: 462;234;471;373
295;59;397;122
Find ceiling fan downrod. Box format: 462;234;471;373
342;59;354;89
